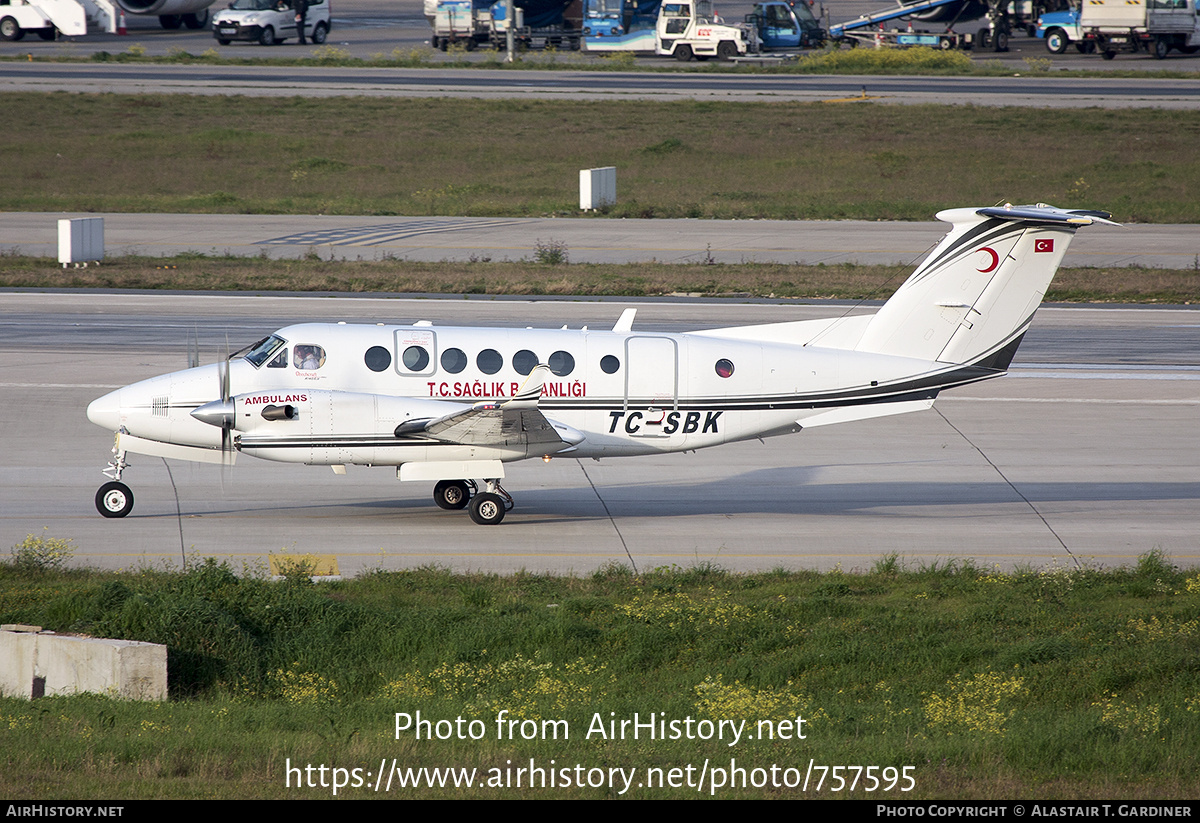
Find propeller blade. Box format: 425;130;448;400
187;327;199;370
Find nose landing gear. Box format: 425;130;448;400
95;435;134;518
96;481;134;518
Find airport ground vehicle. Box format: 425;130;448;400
830;0;1069;51
1080;0;1200;58
489;0;582;51
743;0;825;49
0;0;95;40
1036;7;1092;53
580;0;755;59
428;0;492;49
212;0;329;45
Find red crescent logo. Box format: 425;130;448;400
976;247;999;273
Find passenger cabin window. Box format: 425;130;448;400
402;345;430;372
364;346;391;372
512;349;539;376
294;345;326;370
548;351;575;377
441;348;468;374
477;349;503;375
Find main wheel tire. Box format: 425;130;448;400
716;39;737;60
993;30;1008;52
311;21;327;43
674;43;693;62
1153;36;1169;59
259;25;276;45
96;482;134;518
183;10;208;28
1045;29;1067;54
1;17;25;41
434;480;471;511
468;492;506;525
159;14;183;29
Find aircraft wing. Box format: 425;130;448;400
396;365;583;449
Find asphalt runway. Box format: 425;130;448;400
2;291;1197;575
6;62;1200;107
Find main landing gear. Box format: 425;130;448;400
95;437;134;517
433;478;513;525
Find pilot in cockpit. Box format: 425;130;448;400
294;345;324;370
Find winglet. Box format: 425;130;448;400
613;308;637;333
505;364;549;409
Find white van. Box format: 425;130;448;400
213;0;331;45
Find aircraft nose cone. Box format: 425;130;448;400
191;398;235;429
87;389;122;430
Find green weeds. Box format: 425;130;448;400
9;529;74;572
2;552;1198;797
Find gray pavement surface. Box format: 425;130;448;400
5;212;1197;267
5;63;1200;107
2;292;1197;575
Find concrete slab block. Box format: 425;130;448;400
0;630;167;701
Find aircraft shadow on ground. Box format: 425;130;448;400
157;465;1200;521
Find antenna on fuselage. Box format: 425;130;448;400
612;308;637;333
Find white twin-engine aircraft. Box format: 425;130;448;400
87;205;1114;525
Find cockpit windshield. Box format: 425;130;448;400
244;334;287;368
586;0;622;16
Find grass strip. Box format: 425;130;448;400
1;550;1198;798
3;93;1199;222
4;255;1199;303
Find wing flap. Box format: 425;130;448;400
404;365;584;449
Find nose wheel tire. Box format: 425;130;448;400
96;481;134;518
433;479;471;510
469;492;506;525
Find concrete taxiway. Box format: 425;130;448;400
1;292;1196;575
5;212;1197;267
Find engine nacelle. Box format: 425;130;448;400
231;391;513;466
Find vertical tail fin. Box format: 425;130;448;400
855;204;1116;367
